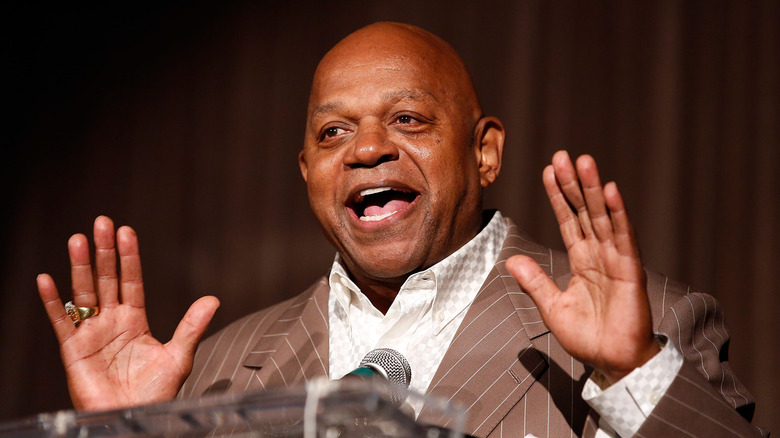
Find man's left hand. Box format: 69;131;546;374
506;151;659;384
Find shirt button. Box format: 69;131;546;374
649;389;661;405
436;312;445;322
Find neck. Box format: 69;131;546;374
343;211;493;314
352;275;405;314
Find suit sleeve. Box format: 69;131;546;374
635;290;768;437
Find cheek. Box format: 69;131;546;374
428;157;482;211
424;151;478;187
305;151;341;187
305;160;338;211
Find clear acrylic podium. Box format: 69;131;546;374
0;377;467;437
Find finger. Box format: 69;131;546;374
575;155;614;242
543;164;583;249
68;234;97;307
505;255;561;319
93;216;119;307
604;182;640;259
117;226;145;308
551;150;594;238
166;296;220;363
37;274;76;341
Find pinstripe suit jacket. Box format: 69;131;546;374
180;218;764;437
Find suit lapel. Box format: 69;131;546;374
232;220;597;436
241;280;331;391
420;221;558;437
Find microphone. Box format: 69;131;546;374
339;349;471;436
345;348;412;389
343;348;412;406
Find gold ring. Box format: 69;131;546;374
65;301;100;326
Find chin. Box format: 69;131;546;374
345;247;427;280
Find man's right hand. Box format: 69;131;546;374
37;216;219;411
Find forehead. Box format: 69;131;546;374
313;60;440;101
307;51;452;117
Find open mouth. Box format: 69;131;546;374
348;187;419;222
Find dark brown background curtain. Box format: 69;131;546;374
3;0;778;433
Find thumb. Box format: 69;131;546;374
506;255;560;313
167;296;220;360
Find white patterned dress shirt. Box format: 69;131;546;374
327;210;680;436
328;211;508;413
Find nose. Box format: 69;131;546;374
343;123;399;168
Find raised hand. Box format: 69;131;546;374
506;151;659;384
37;216;220;410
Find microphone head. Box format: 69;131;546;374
359;348;412;389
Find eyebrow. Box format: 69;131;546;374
309;102;342;121
309;88;439;122
382;88;439;104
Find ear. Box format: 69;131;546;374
298;149;309;182
473;116;505;188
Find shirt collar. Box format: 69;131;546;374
328;210;508;333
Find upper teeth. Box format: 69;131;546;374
360;187;392;197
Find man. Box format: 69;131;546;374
38;22;763;437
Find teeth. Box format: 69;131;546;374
359;187;392;197
360;210;399;222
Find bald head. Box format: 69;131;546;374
299;22;504;303
309;22;482;125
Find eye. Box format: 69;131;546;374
324;127;342;137
319;125;346;142
391;112;429;134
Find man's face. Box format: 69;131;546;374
299;30;487;286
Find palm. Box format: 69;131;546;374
507;152;658;383
60;306;175;409
38;216;219;411
542;234;649;373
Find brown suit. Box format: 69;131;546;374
180;218;764;437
